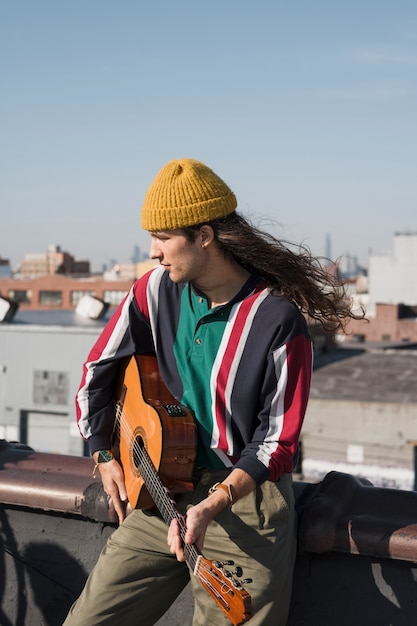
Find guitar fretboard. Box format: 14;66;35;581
134;438;201;573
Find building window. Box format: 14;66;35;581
8;289;32;304
71;290;95;306
381;334;391;342
39;290;63;306
103;290;128;306
33;370;69;405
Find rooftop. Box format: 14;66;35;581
1;309;112;328
313;343;417;404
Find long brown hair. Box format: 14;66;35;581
184;212;364;333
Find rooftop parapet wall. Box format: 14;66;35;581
296;471;417;563
0;441;117;524
1;442;417;625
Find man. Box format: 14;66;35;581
64;158;352;625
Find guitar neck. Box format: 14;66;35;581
135;440;201;573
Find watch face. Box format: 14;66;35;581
98;450;113;463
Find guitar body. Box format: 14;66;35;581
113;353;252;625
113;354;196;509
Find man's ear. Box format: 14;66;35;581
199;224;215;248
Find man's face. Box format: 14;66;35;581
149;229;206;284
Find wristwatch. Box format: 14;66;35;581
92;449;114;478
97;449;114;463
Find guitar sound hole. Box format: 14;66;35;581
133;436;145;470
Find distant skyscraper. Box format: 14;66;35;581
325;233;332;260
131;245;141;264
338;254;359;278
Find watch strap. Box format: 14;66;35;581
92;449;114;478
97;449;114;463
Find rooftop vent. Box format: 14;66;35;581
0;296;19;322
75;295;109;320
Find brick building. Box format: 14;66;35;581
341;303;417;344
0;258;158;312
18;245;90;277
0;274;134;310
340;233;417;344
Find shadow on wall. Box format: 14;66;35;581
0;510;89;626
24;542;87;625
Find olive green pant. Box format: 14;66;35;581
63;470;296;626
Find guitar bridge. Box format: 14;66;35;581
162;403;187;417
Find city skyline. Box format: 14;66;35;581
3;231;365;274
3;227;415;276
2;1;417;272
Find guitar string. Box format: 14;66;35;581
114;407;185;529
113;401;245;602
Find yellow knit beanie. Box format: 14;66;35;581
141;158;237;231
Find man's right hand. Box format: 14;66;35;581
93;455;128;524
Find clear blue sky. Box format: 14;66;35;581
2;0;417;271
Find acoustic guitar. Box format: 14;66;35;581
113;353;252;626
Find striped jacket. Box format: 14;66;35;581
76;266;313;486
